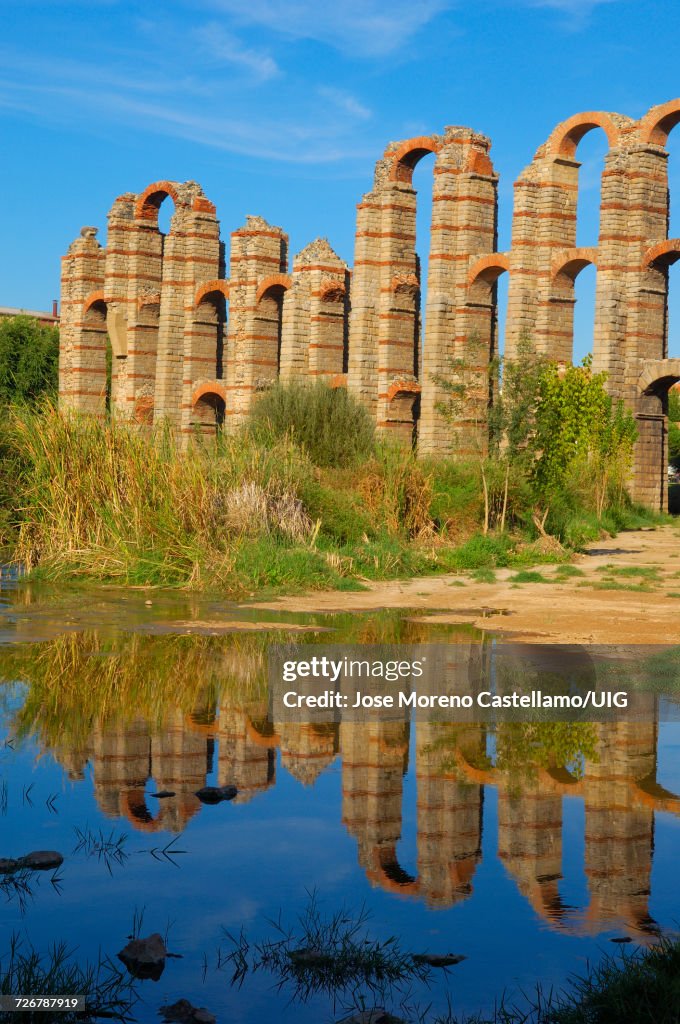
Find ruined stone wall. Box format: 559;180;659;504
59;98;680;508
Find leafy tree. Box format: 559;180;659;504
435;339;638;533
0;315;59;406
533;357;638;516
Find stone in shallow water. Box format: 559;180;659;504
411;952;467;967
159;998;216;1024
194;785;237;804
20;851;64;870
151;791;176;799
118;933;168;981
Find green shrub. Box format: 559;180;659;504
0;315;59;405
248;381;375;468
299;479;373;544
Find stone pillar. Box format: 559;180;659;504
349;137;434;441
340;721;415;895
415;723;483;908
225;216;288;426
281;239;348;383
217;706;275;804
497;781;565;925
115;194;164;423
419;129;498;455
59;227;106;414
146;182;219;429
583;721;657;936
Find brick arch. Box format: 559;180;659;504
194;279;230;308
387;135;441;183
468;253;510;287
390;272;420;295
387;380;421;403
638;358;680;396
138;292;160;310
191;381;227;407
643;239;680;269
255;274;292;304
546;112;623;158
83;289;106;314
639;99;680;146
318;281;346;303
134;180;182;223
551;246;598;281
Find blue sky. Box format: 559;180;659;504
1;0;679;359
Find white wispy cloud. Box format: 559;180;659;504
317;86;372;121
204;0;451;57
521;0;621;25
192;22;280;81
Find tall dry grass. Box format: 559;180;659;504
1;403;312;586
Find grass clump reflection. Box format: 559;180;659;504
0;934;136;1023
218;892;433;1013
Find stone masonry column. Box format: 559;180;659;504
59;227;106;414
419;129;498;455
225;216;288;427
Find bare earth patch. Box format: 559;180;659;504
251;526;680;644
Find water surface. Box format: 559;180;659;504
1;581;679;1022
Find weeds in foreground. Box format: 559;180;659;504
0;401;665;594
217;893;433;1012
0;935;136;1022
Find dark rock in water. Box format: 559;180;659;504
151;791;176;799
20;851;64;870
288;947;334;968
118;933;168;981
195;785;237;804
0;858;19;874
412;953;467;967
337;1011;406;1024
159;999;216;1024
610;936;633;944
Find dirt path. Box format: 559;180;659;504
252;525;680;644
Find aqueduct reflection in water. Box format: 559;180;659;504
4;628;680;945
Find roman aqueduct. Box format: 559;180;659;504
59;98;680;508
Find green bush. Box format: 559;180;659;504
0;315;59;405
299;479;374;544
249;381;375;468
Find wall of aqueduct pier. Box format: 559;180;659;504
59;99;680;508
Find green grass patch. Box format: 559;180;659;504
508;570;549;583
471;567;497;583
553;564;585;578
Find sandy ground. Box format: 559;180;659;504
252;525;680;644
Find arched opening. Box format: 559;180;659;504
547;115;621;252
571;129;609;249
643;241;680;358
572;262;597;365
636;359;680;511
191;385;226;437
548;249;597;365
193;282;229;381
254;278;290;386
411;151;436;369
315;279;349;378
81;293;111;417
135;181;180;267
496;271;509;359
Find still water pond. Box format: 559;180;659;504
1;582;680;1022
